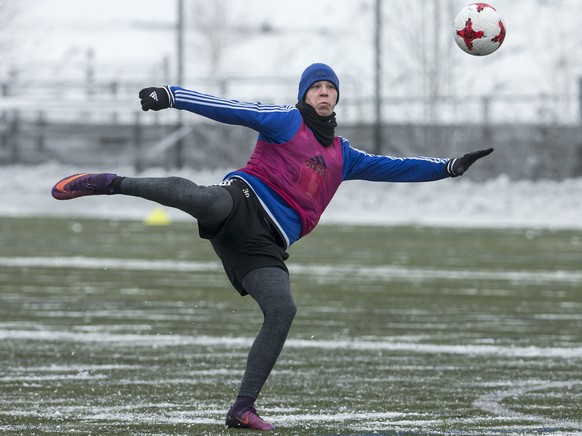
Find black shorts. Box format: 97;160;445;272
198;178;289;296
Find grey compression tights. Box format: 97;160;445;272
119;176;232;231
240;267;297;399
119;177;297;400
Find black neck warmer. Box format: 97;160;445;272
295;102;337;147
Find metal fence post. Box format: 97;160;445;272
482;96;492;147
9;110;19;164
133;111;143;173
577;77;582;176
174;121;184;169
36;111;45;154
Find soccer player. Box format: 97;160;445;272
52;63;493;431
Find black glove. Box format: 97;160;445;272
139;86;172;111
447;148;494;177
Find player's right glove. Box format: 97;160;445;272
447;148;494;177
139;86;173;111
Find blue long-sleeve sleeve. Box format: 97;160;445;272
341;139;450;182
170;86;302;144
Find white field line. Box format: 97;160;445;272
1;329;582;360
0;256;223;272
1;256;582;284
1;393;580;432
474;380;582;430
0;405;426;429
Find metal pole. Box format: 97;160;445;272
176;0;185;86
176;0;185;168
133;111;143;173
373;0;383;155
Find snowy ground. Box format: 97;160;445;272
2;162;582;231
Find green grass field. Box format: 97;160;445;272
1;216;582;435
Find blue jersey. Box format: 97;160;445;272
170;86;451;247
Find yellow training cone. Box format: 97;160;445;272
145;208;171;226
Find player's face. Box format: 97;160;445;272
304;81;337;116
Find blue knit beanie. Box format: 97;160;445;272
297;63;340;103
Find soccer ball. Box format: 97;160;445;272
453;3;506;56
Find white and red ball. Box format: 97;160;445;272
453;3;506;56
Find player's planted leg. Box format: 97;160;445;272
225;267;297;431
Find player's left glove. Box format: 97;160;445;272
447;148;494;177
139;86;173;111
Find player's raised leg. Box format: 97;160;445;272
51;173;233;231
118;176;232;226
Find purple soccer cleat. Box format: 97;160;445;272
51;173;118;200
225;406;275;431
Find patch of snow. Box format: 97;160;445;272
2;163;581;231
